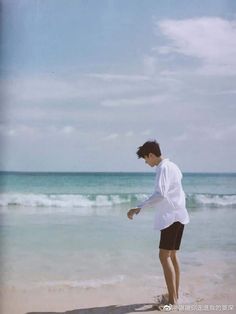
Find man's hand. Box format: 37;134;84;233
127;207;141;220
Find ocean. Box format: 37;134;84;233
0;171;236;295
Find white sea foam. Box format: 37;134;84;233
194;194;236;207
0;193;133;208
0;192;235;209
34;275;125;289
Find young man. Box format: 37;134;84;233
127;140;189;309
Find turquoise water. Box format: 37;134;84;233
1;172;236;208
0;172;236;289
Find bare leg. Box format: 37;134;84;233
159;249;178;305
170;250;180;300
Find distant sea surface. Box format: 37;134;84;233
0;172;236;290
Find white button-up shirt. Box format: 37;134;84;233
137;158;190;231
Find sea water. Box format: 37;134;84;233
0;172;236;291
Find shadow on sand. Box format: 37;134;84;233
26;302;159;314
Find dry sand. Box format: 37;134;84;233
1;252;235;314
1;280;235;314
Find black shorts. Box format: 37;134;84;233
159;221;185;250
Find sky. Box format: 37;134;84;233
1;0;236;172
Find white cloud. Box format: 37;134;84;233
102;133;119;141
101;94;168;107
156;17;236;75
141;129;152;136
215;90;236;95
125;131;134;137
0;124;39;137
173;133;188;142
3;76;78;102
2;74;148;104
183;124;236;141
61;126;76;134
143;55;157;76
8;129;16;136
153;46;173;55
0;124;78;138
86;73;150;82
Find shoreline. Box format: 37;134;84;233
1;282;235;314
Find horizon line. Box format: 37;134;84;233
0;170;235;175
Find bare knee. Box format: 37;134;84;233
170;250;178;263
159;249;171;264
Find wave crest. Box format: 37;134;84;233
0;193;235;209
189;193;236;208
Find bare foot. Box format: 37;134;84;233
152;293;171;311
153;293;169;305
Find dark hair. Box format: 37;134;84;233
136;140;161;158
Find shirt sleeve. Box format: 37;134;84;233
137;166;169;209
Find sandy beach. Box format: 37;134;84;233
1;259;235;314
0;285;235;314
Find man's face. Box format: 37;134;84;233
144;153;157;167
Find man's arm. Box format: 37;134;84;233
137;190;165;209
127;167;169;219
127;191;163;220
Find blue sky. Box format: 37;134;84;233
1;0;236;172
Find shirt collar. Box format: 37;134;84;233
156;158;169;168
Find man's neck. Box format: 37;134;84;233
155;156;164;166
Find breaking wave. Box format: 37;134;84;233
0;192;235;210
